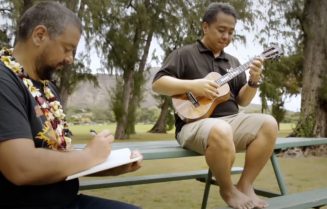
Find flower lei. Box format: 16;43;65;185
0;48;71;151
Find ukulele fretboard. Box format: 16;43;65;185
216;60;252;86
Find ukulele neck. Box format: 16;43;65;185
216;56;264;86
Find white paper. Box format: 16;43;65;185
66;148;142;180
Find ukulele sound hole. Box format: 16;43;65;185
186;92;200;107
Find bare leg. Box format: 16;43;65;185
205;122;254;209
236;115;278;208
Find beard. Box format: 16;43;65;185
36;63;55;80
35;53;65;81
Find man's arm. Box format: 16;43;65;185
236;84;258;106
0;130;113;186
152;75;220;99
236;58;263;106
152;76;194;96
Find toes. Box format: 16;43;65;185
253;200;268;209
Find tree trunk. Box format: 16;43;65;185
127;29;154;134
149;96;170;133
114;70;134;139
293;0;327;137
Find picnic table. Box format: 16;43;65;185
77;137;327;209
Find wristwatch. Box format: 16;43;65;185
247;79;261;88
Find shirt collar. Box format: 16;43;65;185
196;39;228;61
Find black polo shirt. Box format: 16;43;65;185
153;40;247;136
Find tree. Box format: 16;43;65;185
108;1;162;139
0;2;10;47
260;53;303;127
0;0;33;46
54;59;98;110
254;0;327;137
292;0;327;137
0;29;9;47
80;0;198;138
148;95;174;133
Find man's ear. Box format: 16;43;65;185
31;25;49;46
202;22;209;35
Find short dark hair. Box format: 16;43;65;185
202;2;238;24
16;1;82;42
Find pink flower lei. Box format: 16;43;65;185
0;48;71;151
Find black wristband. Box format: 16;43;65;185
248;79;261;88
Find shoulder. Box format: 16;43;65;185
177;43;198;55
163;43;197;63
0;62;21;85
0;61;29;100
0;61;12;76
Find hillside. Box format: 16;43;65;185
66;68;160;109
66;71;299;123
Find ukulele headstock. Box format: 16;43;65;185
261;45;283;61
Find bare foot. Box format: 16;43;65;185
237;185;268;208
220;186;255;209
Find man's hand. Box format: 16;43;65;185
248;58;264;83
84;130;114;165
191;79;219;99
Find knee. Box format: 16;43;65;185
208;122;235;153
260;114;278;142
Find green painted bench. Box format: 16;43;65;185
218;188;327;209
76;137;327;209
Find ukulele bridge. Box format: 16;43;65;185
186;92;199;107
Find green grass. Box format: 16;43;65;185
70;122;294;143
70;123;175;144
71;123;327;209
80;156;327;209
278;123;296;137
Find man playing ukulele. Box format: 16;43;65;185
152;3;277;209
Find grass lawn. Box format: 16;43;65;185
70;123;175;144
70;123;327;209
70;123;295;144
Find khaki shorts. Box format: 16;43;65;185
177;112;273;154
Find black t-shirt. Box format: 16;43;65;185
0;62;79;208
153;40;247;136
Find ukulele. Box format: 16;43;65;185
172;45;283;123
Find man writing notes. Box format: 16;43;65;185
0;2;142;209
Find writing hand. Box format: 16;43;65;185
84;130;114;165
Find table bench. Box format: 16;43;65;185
218;188;327;209
76;137;327;209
